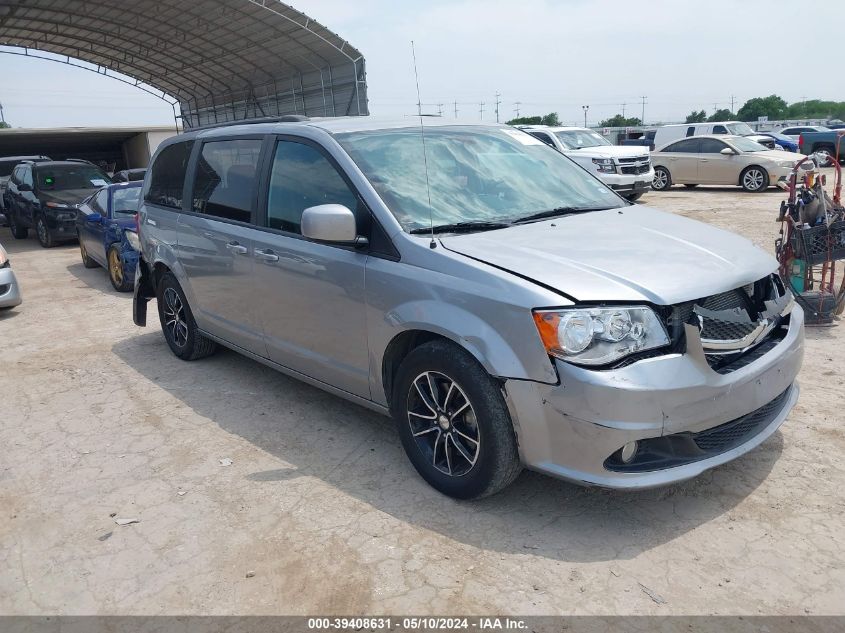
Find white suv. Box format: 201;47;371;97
519;126;653;201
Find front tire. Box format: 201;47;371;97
107;246;132;292
156;272;217;361
8;213;28;239
36;216;54;248
740;166;769;192
652;166;671;191
392;340;521;499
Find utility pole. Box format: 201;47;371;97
621;103;626;118
514;101;522;118
494;92;502;123
479;101;485;120
454;101;458;118
0;102;5;125
582;105;590;127
730;94;736;114
640;96;647;124
437;103;444;117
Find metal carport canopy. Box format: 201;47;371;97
0;0;368;128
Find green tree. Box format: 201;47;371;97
708;108;735;122
0;121;10;129
736;95;788;121
506;112;560;126
597;114;642;127
685;110;707;123
540;112;560;127
785;99;845;120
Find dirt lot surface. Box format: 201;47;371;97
1;181;844;616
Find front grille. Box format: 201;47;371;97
701;288;746;312
693;388;790;451
620;164;651;175
618;156;649;163
700;318;757;341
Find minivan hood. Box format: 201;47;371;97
568;145;648;160
440;206;777;305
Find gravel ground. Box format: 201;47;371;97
1;181;843;616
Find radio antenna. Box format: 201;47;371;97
411;40;436;249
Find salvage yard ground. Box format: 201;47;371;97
1;181;843;615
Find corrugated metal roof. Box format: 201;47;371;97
0;0;368;127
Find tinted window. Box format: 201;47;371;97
11;165;22;184
92;189;109;214
663;139;700;153
21;166;33;188
36;164;110;191
686;127;695;137
699;138;728;153
712;125;728;134
192;139;262;223
528;132;555;147
266;140;359;234
145;141;193;209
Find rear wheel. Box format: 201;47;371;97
107;246;132;292
652;166;671;191
740;166;769;192
392;340;521;499
36;216;54;248
79;236;99;268
8;213;27;239
156;272;217;361
816;146;839;167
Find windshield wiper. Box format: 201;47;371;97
409;221;512;235
512;207;612;224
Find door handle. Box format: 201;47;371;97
225;241;248;255
254;248;280;262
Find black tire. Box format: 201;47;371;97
36;216;54;248
79;236;99;268
816;146;839;167
391;339;521;499
156;272;217;361
740;166;769;193
107;245;132;292
8;213;28;239
652;166;671;191
624;192;643;202
684;184;699;188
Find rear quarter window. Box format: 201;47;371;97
144;141;194;209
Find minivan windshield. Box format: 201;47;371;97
37;165;111;191
336;126;624;232
725;122;755;136
554;129;612;149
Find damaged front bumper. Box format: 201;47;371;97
504;304;804;489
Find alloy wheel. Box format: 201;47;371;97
162;287;188;348
406;371;480;477
743;169;764;191
653;169;668;190
109;249;123;286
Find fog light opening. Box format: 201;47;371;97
620;441;638;464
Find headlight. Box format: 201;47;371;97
777;161;795;169
591;158;616;174
533;306;670;366
45;202;72;209
124;229;141;251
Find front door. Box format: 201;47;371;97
251;138;370;398
697;138;741;185
176;138;265;355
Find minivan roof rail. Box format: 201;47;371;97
189;115;310;132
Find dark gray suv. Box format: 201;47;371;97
133;117;803;499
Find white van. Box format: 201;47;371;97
653;122;776;151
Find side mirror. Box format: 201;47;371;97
720;147;736;156
86;212;104;223
18;183;32;192
300;204;367;246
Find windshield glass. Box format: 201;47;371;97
336;126;624;232
730;137;768;152
112;186;141;215
37;165;111;191
726;122;755;136
554;129;612;149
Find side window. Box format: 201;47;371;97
266;140;359;234
528;132;555;147
712;125;728;134
92;189;110;215
699;138;728;153
192;139;263;223
145;141;194;209
686;127;696;137
11;166;21;185
22;167;33;188
664;139;700;153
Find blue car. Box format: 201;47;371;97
756;131;799;153
76;181;142;292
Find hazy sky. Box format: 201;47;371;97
0;0;840;129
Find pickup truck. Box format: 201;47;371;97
799;130;845;166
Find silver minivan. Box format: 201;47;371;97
133;117;804;499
